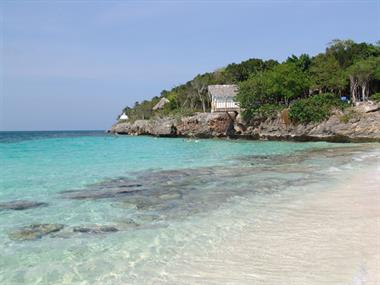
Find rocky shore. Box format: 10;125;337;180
109;103;380;143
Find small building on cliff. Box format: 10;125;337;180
208;85;240;112
119;112;129;120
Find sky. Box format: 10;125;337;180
1;0;379;131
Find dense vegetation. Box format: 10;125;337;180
122;40;380;123
288;93;347;123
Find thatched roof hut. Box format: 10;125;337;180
208;85;239;112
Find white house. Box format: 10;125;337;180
208;85;240;112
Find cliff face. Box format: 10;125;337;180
110;104;380;142
110;113;235;138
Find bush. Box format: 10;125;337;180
254;104;284;118
289;93;347;124
339;108;359;124
158;106;198;118
371;93;380;102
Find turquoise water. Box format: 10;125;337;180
1;132;379;284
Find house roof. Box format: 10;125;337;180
208;85;238;98
152;97;170;110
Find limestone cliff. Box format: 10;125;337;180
109;103;380;142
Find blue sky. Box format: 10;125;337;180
1;0;379;131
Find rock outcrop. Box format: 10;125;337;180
109;103;380;142
0;200;48;211
110;113;236;138
73;225;119;234
177;112;235;138
111;117;178;137
9;224;64;241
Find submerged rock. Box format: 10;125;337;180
73;225;119;234
117;219;140;230
9;224;64;241
62;187;141;200
157;191;182;201
0;200;48;211
61;168;212;202
133;214;161;223
49;230;75;239
129;198;175;211
117;197;154;210
61;179;144;200
51;225;123;238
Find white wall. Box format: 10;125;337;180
212;98;239;112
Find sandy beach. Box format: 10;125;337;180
158;158;380;285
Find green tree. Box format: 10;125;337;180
326;39;380;68
286;54;311;71
309;54;347;95
224;58;278;82
191;73;216;112
237;72;273;118
237;63;310;118
289;93;347;123
347;57;380;102
266;63;310;105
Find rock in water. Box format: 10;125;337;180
157;191;182;201
0;200;48;211
118;219;139;230
73;225;119;234
9;224;64;241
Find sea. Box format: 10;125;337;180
0;131;379;285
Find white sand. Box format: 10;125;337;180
159;163;380;285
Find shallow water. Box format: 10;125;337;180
0;131;379;284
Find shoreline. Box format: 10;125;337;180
111;132;380;143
